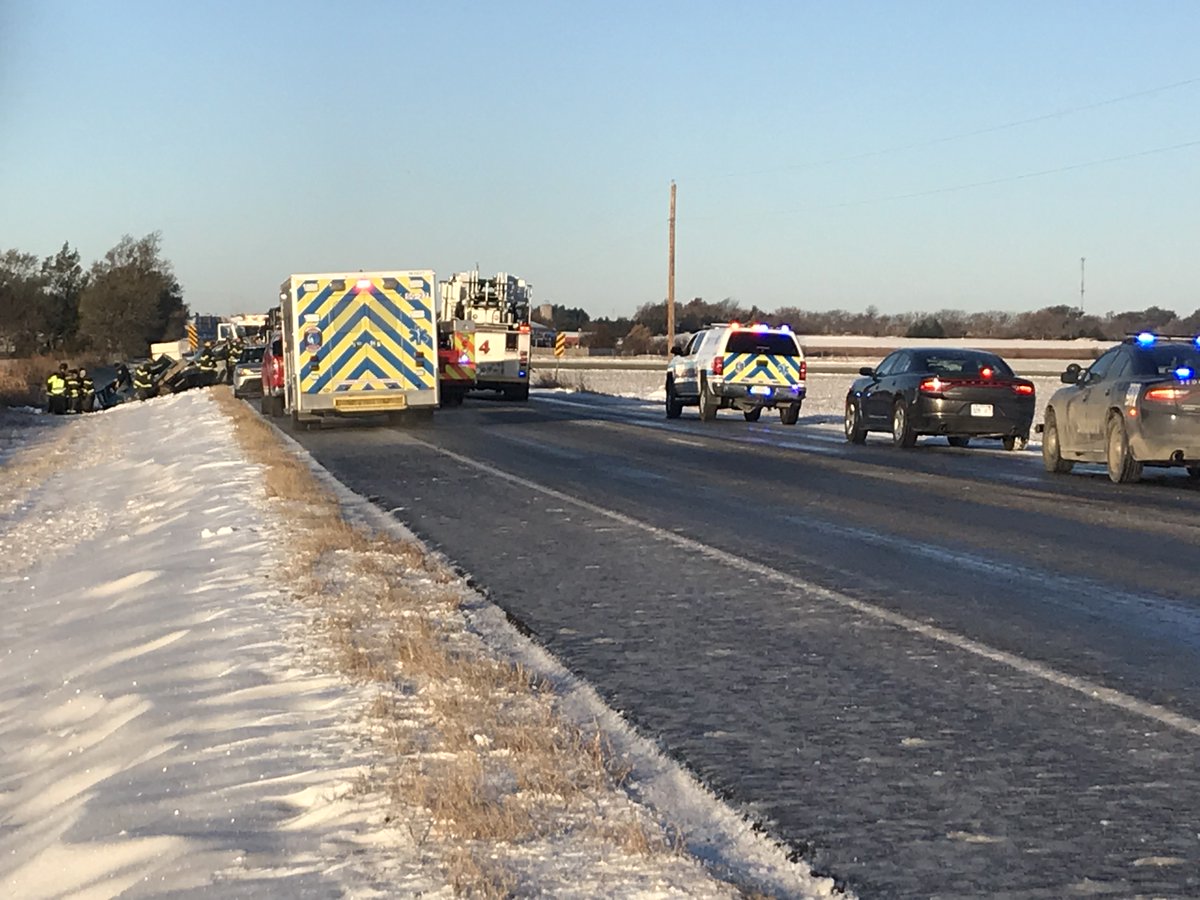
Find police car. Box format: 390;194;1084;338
666;323;806;424
1040;332;1200;483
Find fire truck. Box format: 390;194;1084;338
274;271;439;427
437;318;476;406
438;271;532;401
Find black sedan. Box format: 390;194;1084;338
844;347;1036;449
1040;333;1200;483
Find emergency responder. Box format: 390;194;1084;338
45;363;68;414
225;336;245;385
197;340;219;385
133;362;155;400
64;368;81;413
78;368;96;413
113;361;132;391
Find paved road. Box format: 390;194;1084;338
288;393;1200;898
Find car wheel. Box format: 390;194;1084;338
743;406;763;422
698;375;718;421
1106;416;1143;484
1002;435;1027;452
1187;465;1200;480
947;436;971;448
1041;410;1073;473
844;397;867;444
665;377;683;419
779;403;800;426
891;399;916;448
260;395;271;416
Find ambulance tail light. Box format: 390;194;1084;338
711;356;724;376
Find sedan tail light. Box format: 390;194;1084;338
1144;385;1186;403
1011;382;1035;395
919;377;947;394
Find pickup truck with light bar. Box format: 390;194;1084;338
666;322;807;424
1040;332;1200;483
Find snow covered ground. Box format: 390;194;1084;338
0;393;839;898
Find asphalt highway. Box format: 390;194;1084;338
288;392;1200;898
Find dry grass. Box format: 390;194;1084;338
0;356;56;407
210;388;728;896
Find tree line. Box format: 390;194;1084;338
0;233;187;359
536;297;1200;353
6;236;1196;360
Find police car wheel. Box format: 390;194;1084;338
1105;416;1143;484
1188;465;1200;480
891;400;916;448
743;406;762;422
1041;410;1073;473
665;379;683;419
844;398;867;444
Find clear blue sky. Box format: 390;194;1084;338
3;0;1199;319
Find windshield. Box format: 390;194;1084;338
239;347;265;364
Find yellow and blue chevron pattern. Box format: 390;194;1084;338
294;275;437;395
723;352;804;386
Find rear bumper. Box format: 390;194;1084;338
714;380;806;406
1131;413;1200;463
297;389;438;416
912;401;1034;437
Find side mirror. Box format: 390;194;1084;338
1060;363;1082;384
859;366;876;377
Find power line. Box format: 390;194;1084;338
757;138;1200;218
707;76;1200;181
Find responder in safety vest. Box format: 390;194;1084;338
197;341;219;385
133;363;155;401
226;337;244;385
64;368;81;413
45;363;68;414
78;368;95;413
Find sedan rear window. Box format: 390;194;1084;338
1130;345;1200;377
725;332;800;356
917;353;1012;377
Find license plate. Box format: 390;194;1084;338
970;403;993;417
749;385;772;396
334;395;407;411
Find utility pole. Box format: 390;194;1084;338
1080;256;1086;312
667;181;676;354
